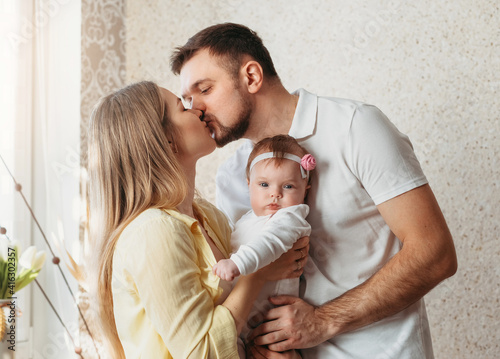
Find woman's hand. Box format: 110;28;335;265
247;342;302;359
256;236;309;282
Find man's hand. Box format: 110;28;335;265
212;259;240;281
249;295;328;352
257;236;309;282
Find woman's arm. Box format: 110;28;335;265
223;272;266;334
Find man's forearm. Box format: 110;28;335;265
317;229;457;338
251;242;456;351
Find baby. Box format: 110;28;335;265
213;134;316;281
212;135;316;357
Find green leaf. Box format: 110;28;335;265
15;270;40;292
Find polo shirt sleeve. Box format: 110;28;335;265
114;213;238;358
347;104;428;205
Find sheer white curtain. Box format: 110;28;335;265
1;2;35;357
0;0;81;357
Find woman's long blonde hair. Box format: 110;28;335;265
87;81;187;357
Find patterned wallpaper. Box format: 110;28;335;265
80;0;126;169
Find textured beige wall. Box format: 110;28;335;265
125;1;499;358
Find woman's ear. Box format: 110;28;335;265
168;140;179;154
241;60;263;94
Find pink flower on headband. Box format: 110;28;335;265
301;154;316;171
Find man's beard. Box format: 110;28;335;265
209;95;252;147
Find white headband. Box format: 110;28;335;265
249;152;310;179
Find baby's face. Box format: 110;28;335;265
248;158;309;216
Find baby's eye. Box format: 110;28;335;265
200;87;211;94
283;184;293;189
259;183;269;188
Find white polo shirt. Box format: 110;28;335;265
216;88;433;358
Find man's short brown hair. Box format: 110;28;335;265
170;23;279;80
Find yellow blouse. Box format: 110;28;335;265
111;199;238;358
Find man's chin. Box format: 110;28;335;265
214;133;240;147
212;116;250;147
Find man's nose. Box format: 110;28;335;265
190;97;206;112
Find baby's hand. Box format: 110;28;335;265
212;259;240;281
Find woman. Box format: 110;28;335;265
87;81;307;358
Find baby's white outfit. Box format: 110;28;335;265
230;204;311;357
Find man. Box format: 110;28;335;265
171;23;457;358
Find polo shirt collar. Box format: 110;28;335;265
288;88;317;140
